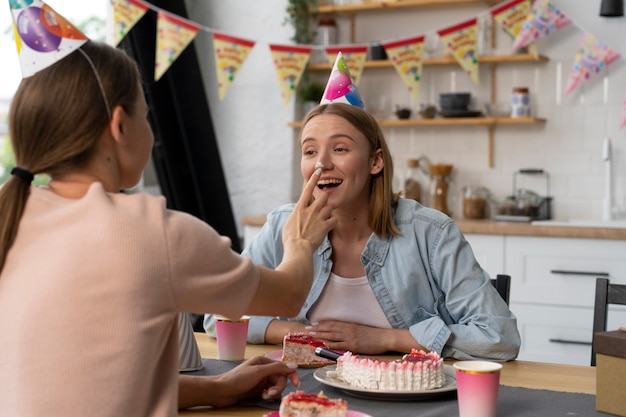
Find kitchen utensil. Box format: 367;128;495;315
439;93;471;111
315;347;343;361
495;169;552;222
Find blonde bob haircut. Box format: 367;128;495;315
300;103;401;237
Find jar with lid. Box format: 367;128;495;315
404;159;422;203
510;87;530;118
462;185;489;219
428;163;453;216
312;18;337;63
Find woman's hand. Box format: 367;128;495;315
282;166;337;250
178;356;299;409
305;320;427;355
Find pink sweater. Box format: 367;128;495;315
0;183;259;416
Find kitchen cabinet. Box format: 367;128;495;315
463;232;626;365
292;0;548;167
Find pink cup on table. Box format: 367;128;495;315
454;361;503;417
215;315;250;361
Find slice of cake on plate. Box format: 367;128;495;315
281;332;336;367
279;391;347;417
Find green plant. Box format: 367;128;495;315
297;80;325;102
284;0;320;44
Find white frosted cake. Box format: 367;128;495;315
332;349;444;391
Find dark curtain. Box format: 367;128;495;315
119;1;240;331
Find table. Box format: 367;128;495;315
180;333;597;416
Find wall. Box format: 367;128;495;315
186;1;626;237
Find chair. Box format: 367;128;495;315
590;278;626;366
491;274;511;306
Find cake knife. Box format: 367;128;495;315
315;347;342;361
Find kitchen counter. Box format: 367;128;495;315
242;216;626;240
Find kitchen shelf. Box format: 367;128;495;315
317;0;500;14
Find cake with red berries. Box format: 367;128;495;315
278;391;347;417
333;349;444;391
281;333;335;367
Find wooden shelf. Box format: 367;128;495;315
317;0;500;14
288;117;545;128
307;54;548;71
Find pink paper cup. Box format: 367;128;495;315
215;315;250;361
454;361;503;417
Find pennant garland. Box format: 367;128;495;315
213;32;256;100
155;10;201;81
511;0;571;52
112;0;150;46
491;0;538;58
269;44;313;107
324;45;368;86
438;19;480;85
564;33;621;96
10;0;88;78
381;36;425;102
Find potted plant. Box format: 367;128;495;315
284;0;320;44
297;79;325;114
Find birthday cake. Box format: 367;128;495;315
333;349;444;391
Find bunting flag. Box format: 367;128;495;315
269;44;312;107
10;0;88;78
154;10;201;81
491;0;538;58
112;0;150;46
438;19;480;85
381;35;425;102
511;0;571;52
324;45;368;86
213;32;255;100
563;33;620;96
619;90;626;129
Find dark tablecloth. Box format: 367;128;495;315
187;358;611;417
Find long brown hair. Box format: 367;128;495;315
301;103;401;237
0;41;142;273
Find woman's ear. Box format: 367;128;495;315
370;148;384;175
108;106;126;145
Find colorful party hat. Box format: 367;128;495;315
320;52;364;108
9;0;89;78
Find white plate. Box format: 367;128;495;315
264;411;372;417
264;349;334;368
313;364;457;401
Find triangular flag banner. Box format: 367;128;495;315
10;0;88;78
438;19;480;85
213;32;255;101
381;35;425;102
563;32;620;96
269;44;312;107
113;0;150;46
325;45;368;86
491;0;539;58
619;90;626;129
155;10;201;81
320;52;364;107
511;0;571;52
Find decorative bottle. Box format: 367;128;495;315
404;159;422;203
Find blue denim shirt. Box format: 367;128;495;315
205;198;520;361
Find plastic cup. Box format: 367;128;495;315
215;315;250;361
454;361;503;417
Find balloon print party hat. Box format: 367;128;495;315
320;52;364;108
9;0;89;78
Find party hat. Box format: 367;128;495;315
9;0;89;78
320;52;364;108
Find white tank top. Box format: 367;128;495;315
308;273;392;328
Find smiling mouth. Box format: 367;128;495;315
317;179;342;190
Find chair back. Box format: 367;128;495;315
491;274;511;306
591;278;626;366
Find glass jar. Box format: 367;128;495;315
312;18;337;63
429;163;453;216
404;159;422;203
463;185;489;219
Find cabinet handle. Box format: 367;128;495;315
550;269;609;277
549;338;592;346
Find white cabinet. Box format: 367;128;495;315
462;233;505;277
503;236;626;365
